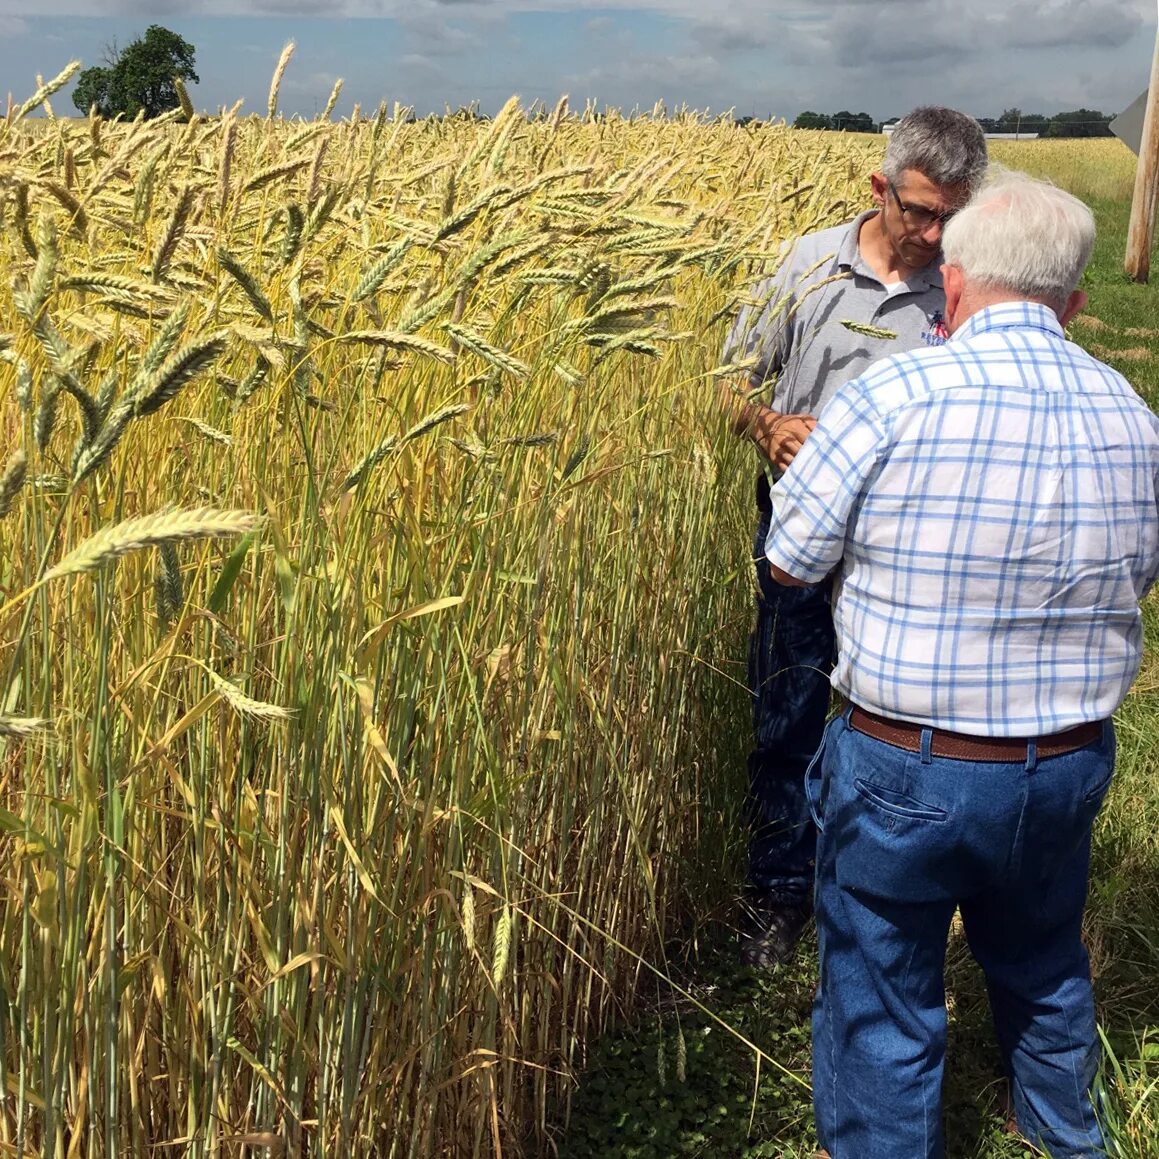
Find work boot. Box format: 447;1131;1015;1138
739;892;812;967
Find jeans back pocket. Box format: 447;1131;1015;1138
854;778;949;823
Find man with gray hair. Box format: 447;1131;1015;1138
721;107;988;966
767;170;1159;1156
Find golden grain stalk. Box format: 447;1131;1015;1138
46;509;263;580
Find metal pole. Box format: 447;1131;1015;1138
1125;2;1159;282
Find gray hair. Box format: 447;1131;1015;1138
883;106;988;193
941;170;1095;308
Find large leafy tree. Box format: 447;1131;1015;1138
830;110;875;133
993;107;1049;137
72;25;198;119
72;67;112;117
792;110;876;133
1048;109;1113;138
793;111;832;130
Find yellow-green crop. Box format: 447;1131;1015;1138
0;75;879;1155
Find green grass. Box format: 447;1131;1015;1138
563;160;1159;1159
560;927;1040;1158
559;944;817;1159
1074;197;1159;405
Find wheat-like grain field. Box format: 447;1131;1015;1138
0;68;884;1155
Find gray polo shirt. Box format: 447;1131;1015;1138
722;209;948;417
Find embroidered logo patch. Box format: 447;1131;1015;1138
922;310;949;346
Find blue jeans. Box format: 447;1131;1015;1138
808;710;1114;1158
747;502;835;900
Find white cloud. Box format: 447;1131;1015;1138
282;67;339;93
813;0;1148;68
0;0;1149;39
400;52;441;69
396;13;479;52
616;52;719;89
0;0;850;16
0;0;1151;123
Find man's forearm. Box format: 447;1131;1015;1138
717;379;781;443
718;379;818;474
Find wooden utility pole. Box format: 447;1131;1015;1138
1125;14;1159;281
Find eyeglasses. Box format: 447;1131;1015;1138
888;181;957;230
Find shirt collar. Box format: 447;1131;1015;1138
838;209;944;290
836;210;875;269
952;300;1065;343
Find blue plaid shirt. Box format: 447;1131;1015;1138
766;301;1159;735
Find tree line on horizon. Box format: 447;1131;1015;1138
790;106;1114;138
67;22;1122;140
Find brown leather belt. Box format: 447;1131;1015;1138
848;705;1102;763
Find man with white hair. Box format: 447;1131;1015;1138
766;171;1159;1156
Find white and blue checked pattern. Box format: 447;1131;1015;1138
766;301;1159;735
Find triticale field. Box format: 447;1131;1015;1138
2;64;1158;1157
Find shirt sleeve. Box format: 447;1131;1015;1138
765;377;889;582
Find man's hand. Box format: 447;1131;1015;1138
755;411;817;473
771;563;811;587
717;379;816;471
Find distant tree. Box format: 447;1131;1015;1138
793;110;832;130
994;107;1022;133
1047;109;1113;138
72;67;112;117
71;25;198;119
989;108;1048;137
831;110;875;133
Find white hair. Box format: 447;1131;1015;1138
940;170;1096;308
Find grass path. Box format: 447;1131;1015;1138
562;149;1159;1159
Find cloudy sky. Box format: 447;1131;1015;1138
0;0;1154;123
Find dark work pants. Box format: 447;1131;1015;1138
747;494;836;901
